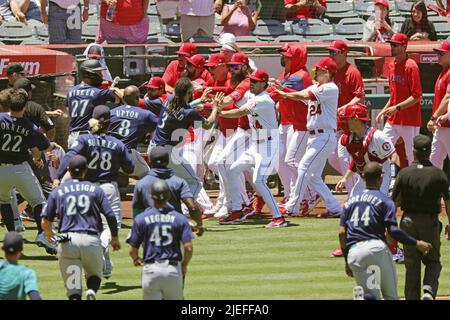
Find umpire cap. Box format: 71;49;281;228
69;155;88;175
80;59;106;74
2;231;23;254
151;179;172;202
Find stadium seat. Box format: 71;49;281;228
334;17;365;40
235;35;260;42
148;16;162;36
252;20;288;39
189;37;216;43
354;1;375;20
325;2;358;24
164;19;181;39
431;18;450;39
395;1;413;16
147;36;174;44
82;25;98;42
0;21;34;44
35;25;48;38
275;34;307;42
291;19;332;40
88;4;98;16
319;34;349;41
147;4;158;16
20;37;48;45
390;16;406;32
214;25;223;36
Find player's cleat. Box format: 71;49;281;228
317;210;341;219
103;259;114;279
265;217;288;228
279;206;293;217
201;212;215;220
353;286;364;300
421;292;434;300
86;289;97;300
253;195;265;213
219;210;243;224
308;194;321;210
213;206;229;219
35;233;57;255
203;203;221;215
20;208;35;222
242;205;256;219
14;217;26;233
392;247;405;264
330;247;343;257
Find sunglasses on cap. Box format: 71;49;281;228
390;43;402;48
229;64;241;71
329;50;341;56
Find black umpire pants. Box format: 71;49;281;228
400;212;442;300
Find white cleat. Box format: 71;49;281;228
86;289;97;300
213;206;229;219
353;286;364;300
204;203;222;215
421;292;434;300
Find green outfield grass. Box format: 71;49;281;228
2;216;450;300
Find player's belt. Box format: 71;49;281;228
255;136;272;144
147;259;179;266
309;129;337;135
68;231;99;236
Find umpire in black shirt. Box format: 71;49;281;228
392;134;450;300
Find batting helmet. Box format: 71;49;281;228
339;103;370;121
151;179;172;202
80;59;106;75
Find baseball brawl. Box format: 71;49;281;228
1;0;450;302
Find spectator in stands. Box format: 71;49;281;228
10;0;43;26
258;0;285;21
0;0;14;23
285;0;326;20
400;0;437;41
363;0;394;42
155;0;179;24
96;0;149;44
179;0;215;41
221;0;257;36
219;33;257;70
40;0;89;44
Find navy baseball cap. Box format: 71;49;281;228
13;78;36;92
413;134;432;153
2;231;23;254
6;62;24;76
69;155;88;174
80;59;106;73
150;146;169;166
92;105;111;121
151;179;172;201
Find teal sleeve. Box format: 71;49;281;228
24;269;39;296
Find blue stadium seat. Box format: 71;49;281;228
334;17;365;40
0;21;34;44
164;19;181;39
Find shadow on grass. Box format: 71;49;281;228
205;219;299;232
20;254;58;261
101;281;141;295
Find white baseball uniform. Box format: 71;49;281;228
284;82;341;213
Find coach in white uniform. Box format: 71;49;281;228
275;58;342;217
219;69;287;228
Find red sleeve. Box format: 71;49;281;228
137;98;146;109
209;86;232;94
202;70;213;84
349;160;357;172
162;61;178;88
307;90;317;101
407;60;422;100
350;69;365;100
229;79;250;103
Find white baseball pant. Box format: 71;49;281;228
278;124;294;199
142;261;184;300
227;135;281;217
430;127;450;169
350;160;391;196
124;149;150;179
383;123;420;167
285;132;341;213
328;132;357;192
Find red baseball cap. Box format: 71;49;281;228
176;42;198;57
281;47;294;58
375;0;389;9
339;103;370;121
186;54;206;69
277;43;290;53
145;76;165;89
433;41;450;53
387;33;408;45
227;52;249;65
314;57;338;74
205;53;226;67
249;69;269;82
328;40;348;53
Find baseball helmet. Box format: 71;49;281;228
151;179;172;202
339;103;370;121
80;59;106;75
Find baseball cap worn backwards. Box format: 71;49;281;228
413;134;432;153
2;231;23;254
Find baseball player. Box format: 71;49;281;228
0;88;58;254
46;144;66;181
138;76;167;116
128;179;194;300
66;59;121;148
375;33;422;168
147;78;223;200
54;105;134;279
327;40;364;194
427;41;450;169
339;162;432;300
109;85;158;179
269;44;320;216
275;57;342;217
41;155;121;300
218;69;286;228
132;145;203;236
6;63;25;87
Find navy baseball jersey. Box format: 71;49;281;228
56;133;134;182
66;83;116;132
109;105;158;150
340;189;397;247
151;96;204;147
0;114;50;164
141;96;164;117
127;206;194;262
42;179;117;235
132;168;193;214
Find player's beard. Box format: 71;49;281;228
230;69;246;86
181;69;196;79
